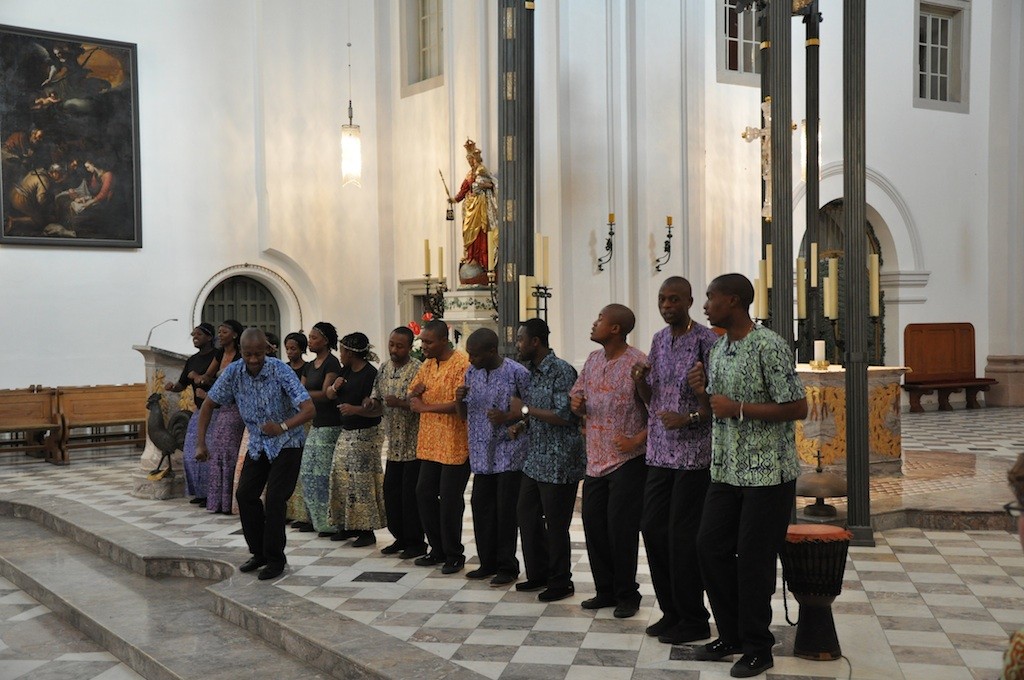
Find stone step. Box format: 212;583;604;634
0;515;330;679
0;491;484;680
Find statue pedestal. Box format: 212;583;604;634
796;364;908;476
130;345;192;500
444;289;498;349
985;355;1024;406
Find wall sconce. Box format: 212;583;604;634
340;41;361;188
597;213;615;272
654;215;673;272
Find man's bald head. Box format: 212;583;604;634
602;304;636;337
240;327;266;349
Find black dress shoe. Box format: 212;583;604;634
580;595;617;610
257;563;285;580
659;623;711;645
351;531;376;547
317;530;337;538
441;556;466;574
645;615;679;637
399;545;428;560
730;653;773;678
292;521;314;532
514;578;547;592
331;529;359;542
414;552;444;567
694;638;743;661
239;556;267;573
538;584;574;602
189;497;207;505
380;541;404;555
466;567;498;580
613;601;641;619
489;572;518;587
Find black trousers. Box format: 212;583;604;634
416;459;471;560
582;455;647;605
517;475;579;589
641;465;711;627
470;470;522;575
697;479;796;655
236;447;302;569
384;458;426;550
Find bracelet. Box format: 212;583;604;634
738;402;745;421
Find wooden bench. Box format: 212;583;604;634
902;323;997;413
57;383;148;463
0;386;63;464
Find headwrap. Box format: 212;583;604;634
312;321;339;350
196;322;215;338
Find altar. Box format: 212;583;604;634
795;365;908;475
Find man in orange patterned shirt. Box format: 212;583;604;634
409;320;471;574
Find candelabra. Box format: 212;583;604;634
653;216;674;272
596;215;616;272
531;283;552;323
424;275;447;319
487;269;499;322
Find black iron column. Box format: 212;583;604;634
758;6;772;263
767;0;793;344
843;0;874;546
497;1;535;356
802;2;821;360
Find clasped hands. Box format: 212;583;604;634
686;361;742;420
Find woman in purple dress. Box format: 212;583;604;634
196;320;245;513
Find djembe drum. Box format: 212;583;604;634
780;523;852;660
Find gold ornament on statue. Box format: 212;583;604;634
449;139;498;286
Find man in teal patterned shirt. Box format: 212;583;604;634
687;273;807;679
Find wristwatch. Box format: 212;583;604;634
280;421;289;432
521;405;530;419
688;411;701;425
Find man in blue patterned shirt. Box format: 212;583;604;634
514;318;584;602
198;328;314;581
687;274;807;679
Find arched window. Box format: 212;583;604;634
202;276;281;338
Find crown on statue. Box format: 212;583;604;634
464;138;483;160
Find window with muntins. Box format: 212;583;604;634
915;0;970;113
718;0;760;87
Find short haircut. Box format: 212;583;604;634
466;327;499;352
240;327;267;347
603;304;636;336
660;276;692;297
423;319;449;340
520;318;550;346
710;273;755;308
391;326;415;344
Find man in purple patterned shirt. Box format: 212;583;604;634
456;328;531;587
632;276;718;643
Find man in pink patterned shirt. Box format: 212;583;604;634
570;304;648;618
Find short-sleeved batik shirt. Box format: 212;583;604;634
570;345;648;478
706;324;805;487
411;351;470;465
522;351;585;485
372;358;422;462
464;358;531;475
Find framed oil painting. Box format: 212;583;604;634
0;24;141;248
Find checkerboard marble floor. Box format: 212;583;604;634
1;406;1022;680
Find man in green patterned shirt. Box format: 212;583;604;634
687;273;807;679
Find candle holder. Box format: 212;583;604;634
654;220;674;272
424;275;447;319
596;218;616;272
487;269;499;322
808;359;831;371
531;283;553;323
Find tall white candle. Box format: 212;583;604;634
518;275;528;320
542;236;550;286
822;277;832;319
869;253;880;317
757;277;769;319
438;246;444;280
424;239;431;276
813;340;825;362
810;242;818;287
828;258;839;319
796;257;807;319
765;244;773;289
753;278;762;319
758;259;768;293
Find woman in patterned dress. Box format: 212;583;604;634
297;322;343;535
195;320;245;514
283;331;311;525
327;333;386;547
